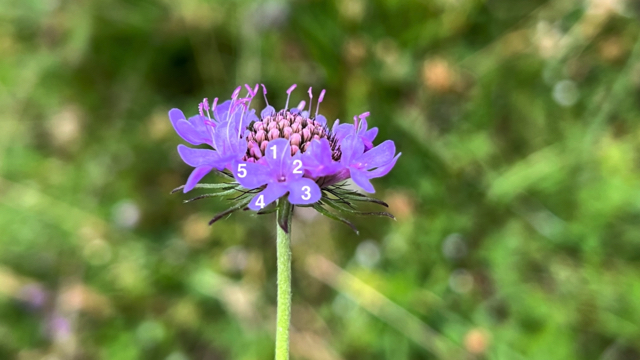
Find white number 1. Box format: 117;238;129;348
301;186;311;200
293;160;303;174
270;145;277;159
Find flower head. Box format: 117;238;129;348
170;85;401;230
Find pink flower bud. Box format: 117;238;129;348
283;127;293;139
302;128;311;141
290;133;301;147
255;130;266;143
268;128;280;140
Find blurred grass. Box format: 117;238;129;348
1;0;640;359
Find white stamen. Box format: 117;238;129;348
261;84;270;106
231;86;241;100
307;87;313;115
285;84;297;109
211;98;218;113
315;89;326;118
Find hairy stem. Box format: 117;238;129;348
275;200;293;360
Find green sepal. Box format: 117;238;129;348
322;197;396;220
312;203;359;234
171;182;238;194
208;199;251;225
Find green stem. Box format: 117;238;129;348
275;200;293;360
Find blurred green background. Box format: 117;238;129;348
1;0;640;359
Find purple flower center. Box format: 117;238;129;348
243;109;341;163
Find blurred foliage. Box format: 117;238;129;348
1;0;640;359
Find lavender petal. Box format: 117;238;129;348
367;153;401;178
356;140;396;170
350;168;376;193
177;145;221;168
248;183;288;211
287;178;321;205
232;160;271;189
339;134;365;166
184;166;214;192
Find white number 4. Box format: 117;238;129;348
255;195;265;209
301;186;311;200
237;163;247;178
293;159;303;174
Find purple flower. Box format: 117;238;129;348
339;134;400;193
178;120;247;192
169;84;400;224
232;139;321;210
169;109;213;147
301;138;343;178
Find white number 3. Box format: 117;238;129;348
301;186;311;200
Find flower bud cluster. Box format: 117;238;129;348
244;110;340;163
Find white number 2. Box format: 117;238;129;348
255;195;265;209
293;160;303;174
270;145;277;159
237;163;247;178
301;186;311;200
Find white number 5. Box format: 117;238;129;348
237;163;247;178
301;186;311;200
293;160;303;174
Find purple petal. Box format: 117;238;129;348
248;183;288;211
213;121;246;159
244;109;259;126
350;168;375;193
287;178;321;205
169;108;186;128
177;145;222;168
363;127;378;143
184;166;214;193
261;105;276;118
332;122;353;142
175;120;207;145
232;160;271;189
302;139;343;178
339;134;365;166
354;140;396;170
187;115;214;145
367;153;401;178
264;138;292;173
315;114;327;125
214;100;232;122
